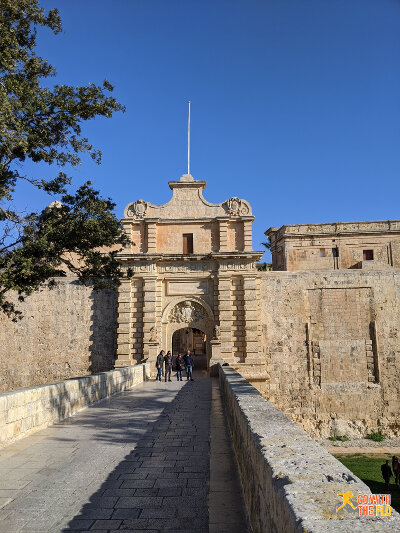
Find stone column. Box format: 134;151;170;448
146;220;158;253
217;274;234;363
142;274;159;373
115;279;133;367
243;219;253;252
243;275;260;362
218;219;228;252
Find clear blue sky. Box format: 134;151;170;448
20;0;400;260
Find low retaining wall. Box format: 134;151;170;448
0;363;150;447
219;365;399;532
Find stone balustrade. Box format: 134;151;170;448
0;363;150;447
219;365;400;532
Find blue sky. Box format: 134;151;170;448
18;0;400;260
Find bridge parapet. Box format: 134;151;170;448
219;365;399;532
0;363;150;447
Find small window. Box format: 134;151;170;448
332;247;339;258
183;233;193;254
363;249;374;261
320;248;326;257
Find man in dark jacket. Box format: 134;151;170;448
184;350;194;381
381;459;393;490
164;351;173;382
156;350;164;381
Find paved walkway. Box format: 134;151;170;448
0;375;249;533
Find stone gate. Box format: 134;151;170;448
114;173;263;374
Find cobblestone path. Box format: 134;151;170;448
0;376;248;533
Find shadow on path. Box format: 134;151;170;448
62;377;211;532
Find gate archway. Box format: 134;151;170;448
162;297;214;370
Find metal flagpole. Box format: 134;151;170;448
187;101;191;175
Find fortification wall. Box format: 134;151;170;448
257;269;400;438
0;278;118;393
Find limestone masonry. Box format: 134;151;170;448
1;173;399;438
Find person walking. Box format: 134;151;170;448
184;350;194;381
156;350;164;382
164;350;173;382
381;459;393;490
176;353;184;381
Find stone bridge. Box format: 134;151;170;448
0;365;398;532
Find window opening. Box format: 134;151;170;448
363;249;374;261
183;233;193;254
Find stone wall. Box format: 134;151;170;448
0;363;150;447
255;269;400;438
0;278;118;393
266;220;400;271
219;365;399;533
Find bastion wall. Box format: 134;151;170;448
0;278;117;393
257;269;400;438
1;267;399;440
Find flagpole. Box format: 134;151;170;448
187;101;191;175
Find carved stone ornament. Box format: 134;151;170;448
212;325;220;341
126;200;148;219
149;326;158;342
226;197;250;217
168;300;206;324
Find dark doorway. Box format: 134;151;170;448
172;327;207;370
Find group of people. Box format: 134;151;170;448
381;456;400;489
155;350;194;382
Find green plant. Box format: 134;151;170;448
365;432;385;442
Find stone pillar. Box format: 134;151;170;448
218;219;228;252
115;279;133;367
142;275;159;372
243;275;260;362
146;220;157;253
218;274;234;363
243;219;253;252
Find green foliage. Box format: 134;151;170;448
256;262;272;271
328;435;349;442
366;432;386;442
0;0;127;318
336;454;400;512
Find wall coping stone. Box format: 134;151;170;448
219;365;400;532
0;363;150;448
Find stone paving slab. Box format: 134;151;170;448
0;375;245;532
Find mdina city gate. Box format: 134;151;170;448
114;172;264;376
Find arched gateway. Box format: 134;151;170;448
115;173;263;374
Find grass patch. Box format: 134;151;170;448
366;432;386;442
335;454;400;513
328;435;349;442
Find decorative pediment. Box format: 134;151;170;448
123;174;252;220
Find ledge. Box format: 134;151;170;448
219;365;399;532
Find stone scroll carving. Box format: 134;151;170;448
125;200;148;219
168;301;207;324
225;197;250;217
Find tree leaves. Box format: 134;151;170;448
0;0;127;318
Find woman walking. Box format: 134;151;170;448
176;353;184;381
